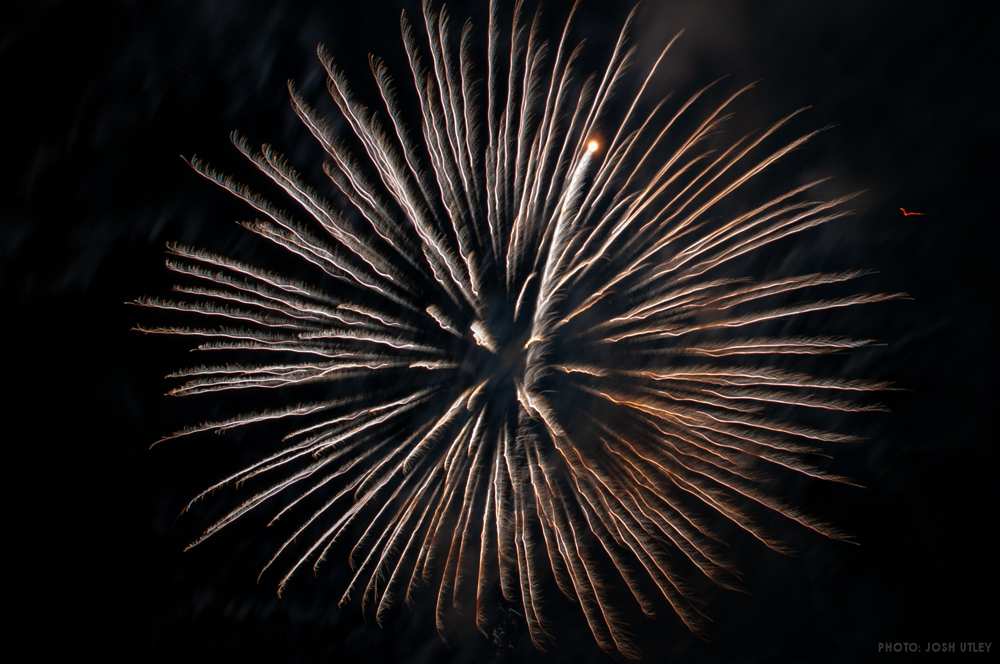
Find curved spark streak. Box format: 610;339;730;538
142;1;903;657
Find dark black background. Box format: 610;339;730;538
5;1;997;662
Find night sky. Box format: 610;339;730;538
7;1;997;662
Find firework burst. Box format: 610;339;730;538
139;0;904;657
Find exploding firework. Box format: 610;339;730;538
139;0;904;657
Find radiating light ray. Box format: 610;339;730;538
142;1;901;657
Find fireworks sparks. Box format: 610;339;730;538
139;0;905;657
